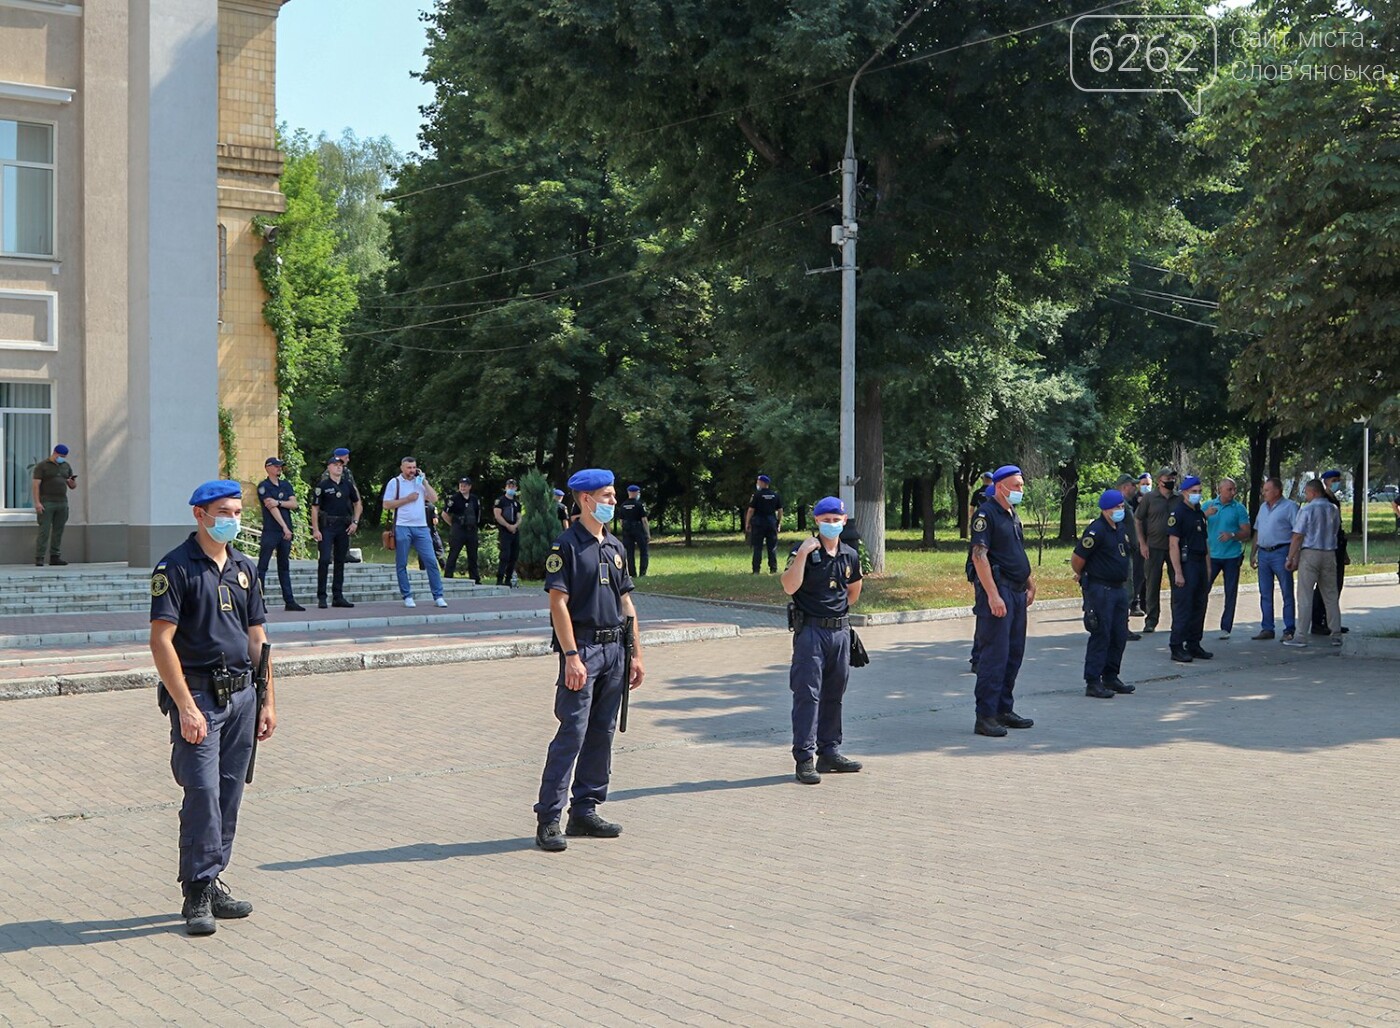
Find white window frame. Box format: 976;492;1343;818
0;287;56;350
0;116;57;260
0;380;53;517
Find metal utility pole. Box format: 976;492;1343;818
1357;416;1371;564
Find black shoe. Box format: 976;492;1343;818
564;812;622;837
1130;606;1147;617
997;711;1034;729
1142;624;1156;634
968;661;979;675
1252;630;1275;641
751;569;760;575
182;881;216;936
332;597;354;608
974;716;1008;737
1085;680;1115;699
535;821;567;852
1170;647;1193;663
285;601;306;612
317;598;328;609
49;558;68;566
1126;632;1142;641
34;559;44;566
794;759;822;784
1188;646;1213;660
346;554;363;564
209;878;252;919
1103;675;1135;694
816;752;863;773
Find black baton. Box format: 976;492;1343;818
619;616;635;733
245;643;272;784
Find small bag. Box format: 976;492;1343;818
849;628;870;668
382;529;395;551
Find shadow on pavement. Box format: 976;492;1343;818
0;914;178;952
258;837;534;871
609;775;790;801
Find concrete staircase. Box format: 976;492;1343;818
0;561;507;616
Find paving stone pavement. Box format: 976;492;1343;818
1;583;1398;1026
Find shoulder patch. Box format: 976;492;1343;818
971;515;988;533
544;553;564;574
150;573;169;598
1081;534;1095;549
1168;514;1177;527
257;485;266;495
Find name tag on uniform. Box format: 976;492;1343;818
218;585;234;611
599;562;610;584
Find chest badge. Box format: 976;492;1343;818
829;579;837;591
613;552;624;570
545;553;564;574
237;570;250;590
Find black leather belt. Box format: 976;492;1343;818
1259;544;1287;552
1085;577;1127;587
184;671;252;692
578;625;625;644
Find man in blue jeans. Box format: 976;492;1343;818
1203;477;1251;640
1249;477;1299;642
382;456;447;609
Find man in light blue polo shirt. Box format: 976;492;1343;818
1284;479;1343;647
1203;478;1251;639
1249;477;1299;641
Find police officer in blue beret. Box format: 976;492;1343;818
745;474;784;574
968;465;1037;737
1168;475;1213;663
782;496;864;784
149;480;276;936
533;468;646;852
618;484;650;577
1072;490;1135;699
553;488;570;532
254;458;306;611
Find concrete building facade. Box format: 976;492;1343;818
0;0;287;567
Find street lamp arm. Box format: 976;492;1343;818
846;2;931;155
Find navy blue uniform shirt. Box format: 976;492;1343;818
312;476;359;519
1167;500;1208;561
150;534;267;674
787;539;862;618
555;502;569;524
495;494;520;531
969;500;1033;587
1074;517;1131;584
255;477;295;534
618;497;647;527
748;490;783;521
543;521;634;630
444;491;480;529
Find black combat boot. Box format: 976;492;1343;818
794;759;822;784
182;881;216;936
209;878;252;919
1085;679;1115;699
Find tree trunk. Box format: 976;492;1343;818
1267;434;1283;481
920;466;941;548
855;378;886;572
900;478;912;530
955;453;974;538
1248;421;1269;520
683;503;693;546
1353;431;1365;536
1056;459;1080;542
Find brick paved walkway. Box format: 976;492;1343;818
1;583;1398;1026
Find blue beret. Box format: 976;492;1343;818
566;468;614;492
333;447;350;457
1180;476;1201;490
1099;489;1125;510
991;465;1022;484
54;444;70;455
813;496;845;516
757;474;771;483
627;484;641;492
189;480;242;506
1139;472;1152;481
980;470;993;480
1321;468;1342;480
552;489;565;497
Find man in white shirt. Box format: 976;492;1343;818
1249;477;1299;641
383;456;447;608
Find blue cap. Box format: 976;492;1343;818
991;465;1022;484
552;488;565;497
189;480;242;506
54;444;69;456
265;457;284;466
459;477;472;484
757;474;771;483
1181;475;1201;490
566;468;614;492
1139;472;1152;482
627;484;641;492
813;496;845;516
980;470;993;480
1321;468;1342;480
326;456;342;466
1099;489;1125;510
333;447;350;457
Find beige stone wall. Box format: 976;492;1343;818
216;0;287;483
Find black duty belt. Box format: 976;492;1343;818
577;625;625;644
804;615;849;630
1085;577;1127;587
1259;544;1287;552
184;671;252;692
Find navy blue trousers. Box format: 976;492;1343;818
1169;559;1209;650
1082;580;1129;682
169;684;255;884
789;624;850;761
534;641;626;824
256;528;294;604
973;583;1028;719
751;519;778;572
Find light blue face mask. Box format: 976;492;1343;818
592;502;616;522
1186;492;1202;506
817;521;844;539
55;455;66;464
1110;508;1125;523
1007;490;1024;505
506;488;517;498
202;512;240;544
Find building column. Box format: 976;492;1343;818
126;0;221;566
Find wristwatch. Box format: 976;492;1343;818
563;649;579;657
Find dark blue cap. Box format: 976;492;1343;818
627;484;641;492
1181;475;1201;490
265;457;284;466
757;474;770;483
333;447;350;457
459;477;472;484
1099;489;1125;510
991;465;1022;484
813;496;845;516
54;444;69;456
552;488;565;497
189;480;242;506
1322;468;1342;480
567;468;614;492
